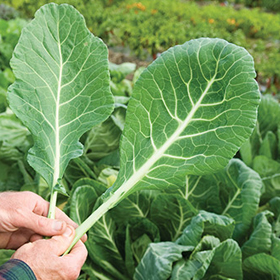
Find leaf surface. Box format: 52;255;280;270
243;253;280;280
134;242;194;280
216;159;262;242
150;194;196;241
109;38;260;199
241;211;273;259
8;3;114;189
177;210;235;247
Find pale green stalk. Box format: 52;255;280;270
48;191;58;219
64;184;126;254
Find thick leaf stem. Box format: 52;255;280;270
64;185;126;254
48;190;58;219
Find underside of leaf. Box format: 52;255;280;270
112;38;260;197
8;3;114;189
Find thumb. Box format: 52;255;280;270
45;225;76;256
22;212;67;236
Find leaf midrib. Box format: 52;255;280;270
115;76;216;197
53;20;63;188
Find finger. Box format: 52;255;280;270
42;225;76;256
32;194;77;229
61;240;88;269
30;234;43;242
54;209;87;242
24;194;87;242
18;212;67;236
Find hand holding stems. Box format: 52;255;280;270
0;191;87;280
12;226;87;280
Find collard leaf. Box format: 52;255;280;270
253;156;280;203
177;211;235;247
243;253;280;280
189;239;242;280
150;193;196;241
216;159;262;242
241;211;273;259
134;242;194;280
83;116;122;161
259;131;277;160
69;186;98;225
71;38;260;254
86;210;129;280
8;3;114;190
108;37;260;200
257;94;280;137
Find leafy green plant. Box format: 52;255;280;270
7;3;260;259
67;35;260;254
67;158;270;279
0;15;27;112
4;3;269;279
7;3;114;218
240;94;280;204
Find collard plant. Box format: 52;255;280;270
7;3;114;218
7;3;260;255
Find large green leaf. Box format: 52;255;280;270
8;3;114;190
108;37;260;200
72;38;260;252
193;239;242;280
177;210;235;247
257;95;280;137
181;159;262;243
241;211;273;259
150;193;196;241
216;159;262;242
259;131;277;160
253;156;280;203
134;242;194;280
243;253;280;280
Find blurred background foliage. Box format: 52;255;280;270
1;0;280;97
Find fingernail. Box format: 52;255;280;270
53;221;63;231
63;226;73;237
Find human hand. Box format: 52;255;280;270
11;225;88;280
0;191;86;249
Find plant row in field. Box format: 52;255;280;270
2;0;280;92
0;3;280;280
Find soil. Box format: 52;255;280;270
108;47;152;68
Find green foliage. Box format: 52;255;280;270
3;0;280;83
0;4;19;20
8;3;114;194
2;2;280;280
0;16;27;112
68;159;267;279
240;95;280;204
